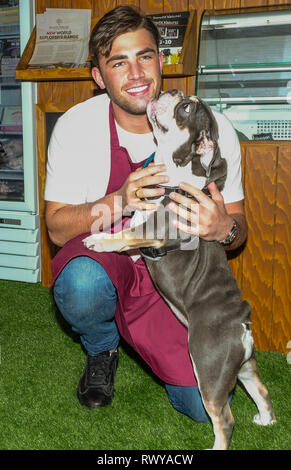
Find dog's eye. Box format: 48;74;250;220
175;101;194;125
183;104;191;113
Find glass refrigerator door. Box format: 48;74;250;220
0;0;36;211
0;0;39;283
196;9;291;140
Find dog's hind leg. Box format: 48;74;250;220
189;351;236;450
202;398;234;450
237;353;276;426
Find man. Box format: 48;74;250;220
45;6;247;421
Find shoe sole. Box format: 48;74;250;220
77;389;113;409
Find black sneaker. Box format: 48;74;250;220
77;350;118;408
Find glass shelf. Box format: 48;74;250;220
200;64;291;73
199;9;291;67
196;8;291;140
198;70;291;104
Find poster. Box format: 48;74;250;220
150;12;190;65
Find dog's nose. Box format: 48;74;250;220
167;89;185;100
168;89;179;96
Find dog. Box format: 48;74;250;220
83;90;276;450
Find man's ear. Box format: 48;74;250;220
91;67;105;89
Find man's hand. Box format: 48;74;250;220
168;181;235;241
117;163;169;211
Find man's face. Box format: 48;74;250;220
92;28;164;117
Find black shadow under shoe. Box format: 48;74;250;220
77;350;118;408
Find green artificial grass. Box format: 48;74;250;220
0;279;290;450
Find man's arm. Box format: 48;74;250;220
45;163;168;247
45;191;122;247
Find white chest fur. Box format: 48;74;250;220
154;148;206;189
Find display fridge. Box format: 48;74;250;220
0;0;40;283
196;8;291;141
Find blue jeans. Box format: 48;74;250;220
54;256;232;423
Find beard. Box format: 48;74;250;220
111;96;148;115
105;79;162;116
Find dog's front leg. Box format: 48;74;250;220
83;226;164;253
83;231;131;253
84;205;169;253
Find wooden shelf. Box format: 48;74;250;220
15;27;91;81
15;11;196;81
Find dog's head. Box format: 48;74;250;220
147;90;226;189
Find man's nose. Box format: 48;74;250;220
128;61;145;79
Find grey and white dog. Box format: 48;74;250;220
83;90;276;450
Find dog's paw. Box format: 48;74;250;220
83;233;119;252
253;413;276;426
83;233;105;251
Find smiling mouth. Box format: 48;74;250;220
126;84;150;94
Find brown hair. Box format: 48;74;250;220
89;5;160;67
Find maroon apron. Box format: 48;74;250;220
50;102;197;387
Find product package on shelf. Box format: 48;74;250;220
28;7;91;69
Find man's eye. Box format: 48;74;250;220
140;55;152;61
113;61;125;68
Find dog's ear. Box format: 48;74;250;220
195;130;215;178
191;101;227;190
194;98;219;142
173;98;218;172
189;99;220;177
172;98;199;168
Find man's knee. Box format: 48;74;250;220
56;256;107;289
54;256;116;315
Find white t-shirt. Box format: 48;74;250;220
45;93;244;204
115;121;155;164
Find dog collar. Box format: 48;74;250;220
161;185;211;199
140;236;194;261
144;185;211;202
